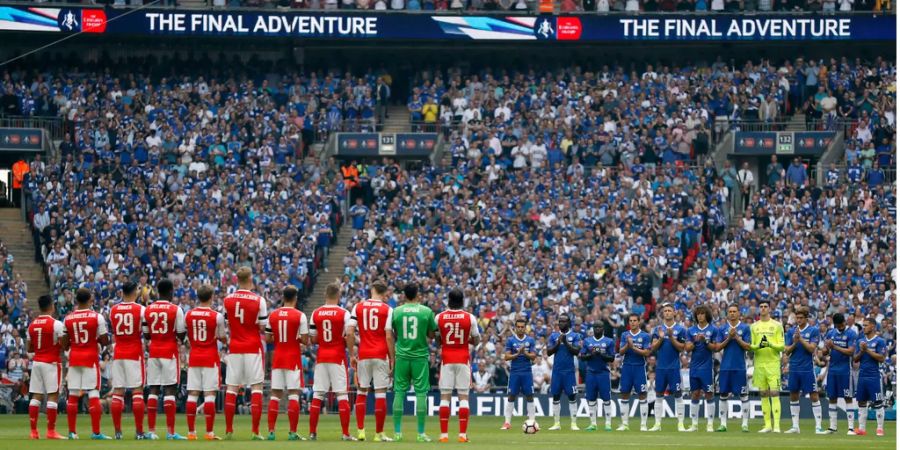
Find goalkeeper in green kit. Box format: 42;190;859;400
391;282;437;442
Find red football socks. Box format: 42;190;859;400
267;397;280;433
355;393;367;430
309;398;322;434
224;391;237;434
111;395;124;432
250;391;263;435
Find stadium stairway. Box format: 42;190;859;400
380;105;413;134
0;209;49;305
787;113;808;131
303;225;354;314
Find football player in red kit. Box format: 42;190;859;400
347;280;395;442
184;285;227;440
435;288;480;442
27;294;67;440
108;281;147;439
143;279;187;440
265;286;309;441
223;267;269;440
63;288;111;440
309;282;354;441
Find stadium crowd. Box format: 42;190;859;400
0;55;894;409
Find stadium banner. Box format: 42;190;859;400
337;132;380;157
336;132;437;157
733;131;834;155
396;133;438;157
387;393;826;419
0;128;43;152
0;7;894;41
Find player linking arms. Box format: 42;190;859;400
391;282;436;442
749;299;784;433
435;288;480;443
27;294;67;440
265;286;310;441
347;280;394;442
184;285;227;440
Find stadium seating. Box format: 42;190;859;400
0;57;894;393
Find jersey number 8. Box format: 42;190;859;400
321;320;333;342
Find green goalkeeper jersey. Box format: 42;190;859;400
392;303;436;359
750;318;785;368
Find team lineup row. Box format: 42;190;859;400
24;268;889;442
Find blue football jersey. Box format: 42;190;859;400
687;324;718;371
581;336;615;373
620;331;651;366
825;327;858;374
505;334;536;373
718;321;751;371
652;323;687;370
857;335;886;378
786;325;819;371
549;331;582;373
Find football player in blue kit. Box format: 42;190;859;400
715;304;751;432
579;322;616;432
853;317;887;437
649;303;688;432
783;306;825;434
684;305;720;432
547;315;583;431
823;313;858;434
501;318;537;430
617;314;652;431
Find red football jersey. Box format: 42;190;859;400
310;305;350;364
267;307;309;370
185;307;225;368
28;315;65;364
351;300;393;360
223;289;268;354
109;302;145;360
64;309;108;367
143;300;186;359
435;310;479;364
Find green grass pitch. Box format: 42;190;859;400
1;415;894;450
